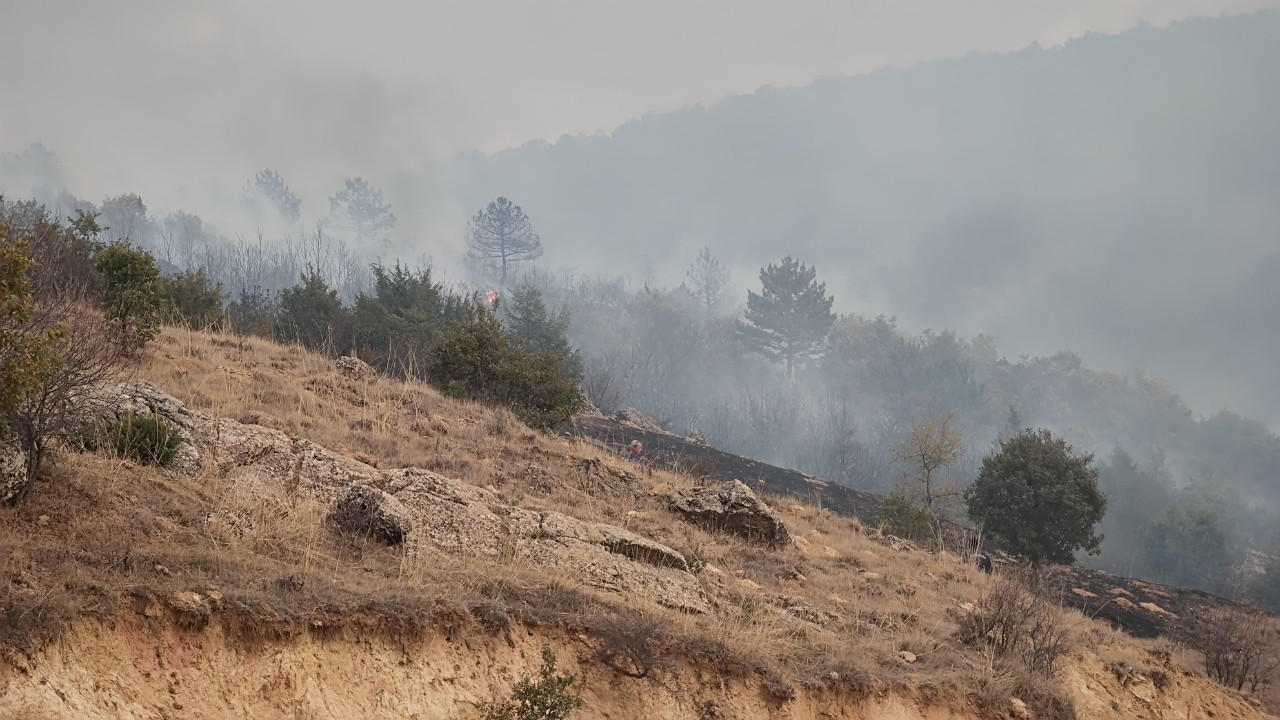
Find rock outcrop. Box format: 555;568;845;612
331;484;414;546
667;480;791;547
83;381;711;615
334;355;376;381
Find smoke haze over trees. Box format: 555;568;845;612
2;7;1280;602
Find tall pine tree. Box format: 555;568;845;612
465;197;542;293
736;256;835;377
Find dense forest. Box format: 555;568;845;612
2;12;1279;606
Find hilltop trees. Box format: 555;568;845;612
98;193;156;246
966;429;1107;565
466;197;543;292
737;256;835;377
686;246;730;316
326;177;395;244
242;169;302;226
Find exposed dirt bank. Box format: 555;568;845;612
2;610;1272;720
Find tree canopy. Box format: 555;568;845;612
965;428;1107;565
466;197;543;292
736;256;835;376
686;246;730;317
326;177;395;243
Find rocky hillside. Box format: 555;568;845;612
2;328;1276;719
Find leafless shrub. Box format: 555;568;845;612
957;571;1070;677
582;350;629;415
1192;604;1280;693
589;612;663;679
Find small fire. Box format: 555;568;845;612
485;289;499;306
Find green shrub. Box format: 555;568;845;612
427;304;582;429
111;412;181;466
877;492;935;542
682;546;706;575
94;240;163;355
161;269;224;328
481;646;583;720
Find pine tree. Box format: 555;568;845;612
504;284;583;382
325;177;395;243
243;169;302;226
686;246;729;316
466;197;543;292
736;256;835;377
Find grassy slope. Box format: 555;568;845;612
1;327;1275;717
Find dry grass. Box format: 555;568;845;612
1;326;1244;713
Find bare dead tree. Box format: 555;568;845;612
1193;604;1280;693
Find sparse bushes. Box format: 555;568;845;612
1190;604;1280;693
426;304;582;429
957;572;1070;678
105;413;182;466
876;492;935;542
481;646;583;720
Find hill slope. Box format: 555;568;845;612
2;329;1277;718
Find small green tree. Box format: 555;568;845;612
94;240;163;354
504;284;584;382
965;429;1107;565
894;414;963;511
482;646;583;720
1142;504;1232;593
227;286;279;338
736;256;835;377
427;303;581;429
0;230;64;419
349;261;467;375
108;413;182;466
877;492;935;542
278;268;347;352
161;269;224;327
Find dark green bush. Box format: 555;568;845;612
426;304;582;429
111;412;181;466
876;492;935;542
481;646;583;720
161;269;224;327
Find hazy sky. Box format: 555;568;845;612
2;0;1278;205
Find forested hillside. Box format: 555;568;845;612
416;11;1280;429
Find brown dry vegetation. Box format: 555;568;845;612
3;326;1278;718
